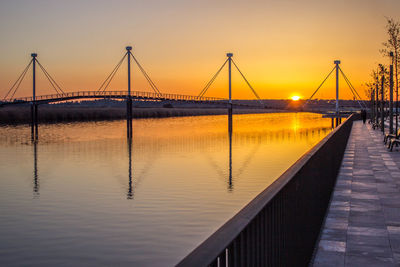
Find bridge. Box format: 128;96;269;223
1;47;263;107
1;45;367;142
1;46;266;140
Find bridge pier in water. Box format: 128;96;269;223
126;98;133;139
330;116;342;129
30;103;38;141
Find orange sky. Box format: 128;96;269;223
0;0;399;100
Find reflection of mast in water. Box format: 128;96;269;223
228;111;233;191
125;123;158;200
33;140;39;197
127;136;133;199
127;110;133;139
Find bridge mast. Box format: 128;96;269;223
127;46;132;96
126;46;133;138
227;52;234;119
32;53;37;102
334;60;340;116
227;53;233;106
31;53;38;141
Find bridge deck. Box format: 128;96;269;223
1;90;226;106
313;121;400;266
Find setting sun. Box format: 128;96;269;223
291;96;301;101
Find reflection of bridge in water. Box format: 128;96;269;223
26;116;331;199
1;125;332;150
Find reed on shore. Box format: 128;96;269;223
0;106;282;124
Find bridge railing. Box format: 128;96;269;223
177;114;354;267
5;90;225;103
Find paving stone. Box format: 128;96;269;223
387;226;400;235
314;251;345;267
347;234;390;247
348;219;387;229
392;252;400;264
348;226;388;237
388;237;400;251
345;254;396;266
319;240;346;253
322;228;348;242
346;244;392;258
324;218;349;230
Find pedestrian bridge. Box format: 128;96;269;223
1;90;225;106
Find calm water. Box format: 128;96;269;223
0;112;331;266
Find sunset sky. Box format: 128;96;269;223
0;0;399;100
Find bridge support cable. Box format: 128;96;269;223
97;53;127;92
338;67;367;108
343;78;364;109
339;69;366;109
339;67;364;101
9;64;31;100
36;60;65;94
308;66;336;101
231;59;263;106
130;54;162;96
198;59;229;99
302;66;336;108
3;59;33;101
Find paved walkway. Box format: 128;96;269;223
313;121;400;266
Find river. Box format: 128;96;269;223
0;112;331;266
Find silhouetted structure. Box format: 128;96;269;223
304;60;367;127
2;49;267;141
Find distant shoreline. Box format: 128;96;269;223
0;106;288;125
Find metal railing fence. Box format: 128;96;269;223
177;115;354;267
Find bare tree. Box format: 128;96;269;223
378;64;390;100
364;70;379;99
381;18;400;105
